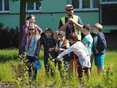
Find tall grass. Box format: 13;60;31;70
0;49;18;82
0;62;14;82
0;49;18;62
0;49;117;87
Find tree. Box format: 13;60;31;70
19;0;26;54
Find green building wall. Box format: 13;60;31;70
0;0;116;33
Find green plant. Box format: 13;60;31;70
10;53;29;88
0;49;117;87
46;54;61;87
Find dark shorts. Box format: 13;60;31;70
26;56;35;62
77;59;89;78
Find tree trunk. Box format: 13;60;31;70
19;0;26;55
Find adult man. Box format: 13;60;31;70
58;4;83;40
58;4;84;75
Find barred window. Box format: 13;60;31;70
26;1;41;12
102;0;117;2
72;0;99;10
0;0;9;12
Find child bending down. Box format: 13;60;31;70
56;33;91;85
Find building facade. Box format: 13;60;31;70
0;0;117;33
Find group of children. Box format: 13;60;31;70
21;15;107;85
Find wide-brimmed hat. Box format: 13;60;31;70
94;23;103;30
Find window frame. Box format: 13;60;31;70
26;2;41;12
0;0;9;13
72;0;99;11
101;0;117;5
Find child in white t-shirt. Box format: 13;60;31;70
56;33;91;85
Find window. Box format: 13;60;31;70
26;1;41;12
93;0;99;8
72;0;99;10
82;0;90;8
102;0;117;2
101;0;117;4
0;0;9;12
101;4;117;25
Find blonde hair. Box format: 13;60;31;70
28;23;36;36
94;23;103;31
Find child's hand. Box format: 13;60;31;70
55;48;59;52
96;50;99;54
40;45;44;50
48;48;54;52
23;56;27;60
58;48;65;51
55;57;58;61
35;56;39;59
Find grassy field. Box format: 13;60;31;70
0;49;117;88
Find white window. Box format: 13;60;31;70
26;1;41;12
0;0;9;12
72;0;99;11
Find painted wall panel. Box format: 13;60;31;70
9;0;20;13
0;14;19;28
41;0;67;12
0;0;116;33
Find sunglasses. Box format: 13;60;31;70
29;29;34;30
67;9;73;11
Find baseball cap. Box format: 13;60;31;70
65;4;73;10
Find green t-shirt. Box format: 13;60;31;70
82;33;93;55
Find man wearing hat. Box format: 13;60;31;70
58;4;84;75
58;4;83;40
93;23;107;75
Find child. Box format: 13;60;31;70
40;28;56;76
93;23;107;75
56;31;70;75
25;23;40;80
53;30;59;42
28;14;43;39
56;33;91;85
82;24;93;71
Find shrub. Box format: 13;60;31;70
0;23;19;49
